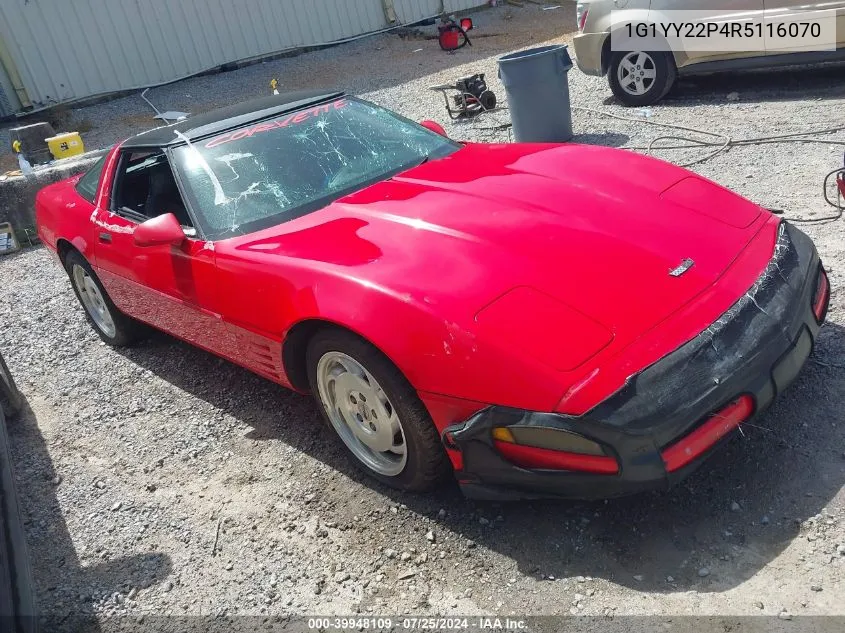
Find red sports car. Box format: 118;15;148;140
36;91;830;499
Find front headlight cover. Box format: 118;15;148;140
475;286;613;372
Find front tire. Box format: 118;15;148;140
63;251;147;347
306;329;450;492
608;50;676;106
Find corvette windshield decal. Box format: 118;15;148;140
205;99;349;149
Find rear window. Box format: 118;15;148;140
75;155;107;203
171;97;459;240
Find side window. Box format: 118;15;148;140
112;151;193;229
75;155;107;204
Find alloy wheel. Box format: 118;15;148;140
72;265;117;338
316;351;407;476
617;51;657;96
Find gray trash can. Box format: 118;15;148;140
498;45;574;143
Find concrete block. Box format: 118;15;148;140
0;150;106;241
9;122;56;165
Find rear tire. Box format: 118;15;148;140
306;329;450;492
608;50;676;106
63;251;147;347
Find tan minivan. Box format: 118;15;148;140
573;1;845;105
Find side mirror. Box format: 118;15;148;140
134;213;186;247
420;120;448;137
460;18;473;31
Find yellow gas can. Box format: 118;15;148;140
46;132;84;160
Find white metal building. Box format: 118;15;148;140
0;0;485;116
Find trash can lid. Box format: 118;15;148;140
499;44;570;64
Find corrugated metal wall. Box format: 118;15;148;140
0;0;484;112
0;68;18;117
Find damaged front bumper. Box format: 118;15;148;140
443;223;829;501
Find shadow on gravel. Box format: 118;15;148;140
116;321;845;596
664;63;845;106
6;395;173;632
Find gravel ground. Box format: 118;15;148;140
2;2;845;629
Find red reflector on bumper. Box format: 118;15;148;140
661;395;754;473
813;267;830;322
494;441;619;475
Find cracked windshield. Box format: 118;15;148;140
172;97;459;240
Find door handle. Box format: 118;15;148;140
98;232;112;243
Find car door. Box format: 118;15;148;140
763;1;843;54
92;148;228;351
648;1;766;68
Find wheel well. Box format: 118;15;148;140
282;320;408;395
56;239;78;265
601;31;678;76
601;35;612;75
281;319;343;393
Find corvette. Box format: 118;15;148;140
36;91;830;499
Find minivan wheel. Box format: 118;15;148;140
608;50;676;106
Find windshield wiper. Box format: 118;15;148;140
410;155;430;168
389;155;432;182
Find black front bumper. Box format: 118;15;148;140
445;223;828;501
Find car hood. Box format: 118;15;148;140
227;142;769;366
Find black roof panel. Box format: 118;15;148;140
123;90;345;150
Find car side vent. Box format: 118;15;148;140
248;340;283;381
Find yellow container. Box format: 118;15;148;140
46;132;84;160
